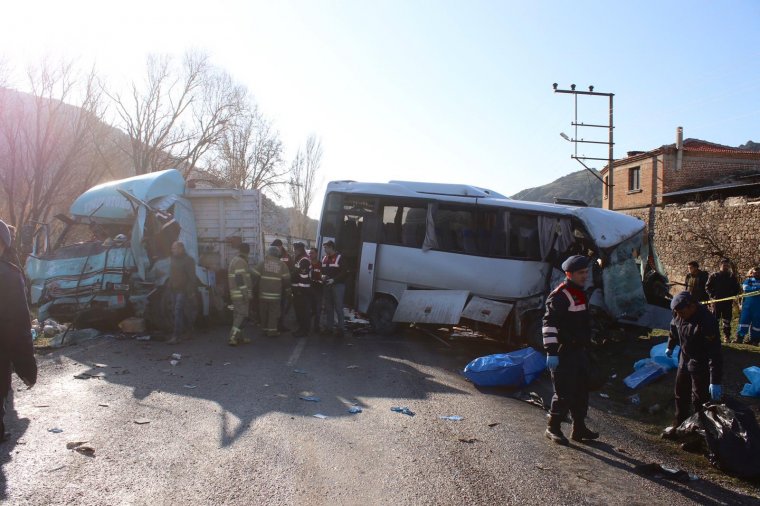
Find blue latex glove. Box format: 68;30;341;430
546;355;559;372
709;384;722;401
665;348;673;358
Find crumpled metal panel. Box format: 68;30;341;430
461;296;513;326
392;289;470;324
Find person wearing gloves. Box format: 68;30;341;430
0;219;37;442
542;254;598;445
666;291;723;428
321;240;347;338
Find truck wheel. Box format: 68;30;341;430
149;287;175;333
369;296;398;336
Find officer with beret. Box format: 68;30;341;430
542;254;599;445
0;219;37;441
666;291;723;428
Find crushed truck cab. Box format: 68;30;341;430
24;169;262;329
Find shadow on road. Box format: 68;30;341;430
1;393;30;501
61;328;477;448
572;440;760;505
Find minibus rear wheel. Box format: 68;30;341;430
369;296;399;336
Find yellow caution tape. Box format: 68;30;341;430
699;290;760;305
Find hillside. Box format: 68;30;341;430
511;169;603;207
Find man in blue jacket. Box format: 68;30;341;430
737;267;760;345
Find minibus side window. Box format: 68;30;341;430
508;213;540;260
381;204;426;248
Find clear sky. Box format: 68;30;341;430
2;1;759;216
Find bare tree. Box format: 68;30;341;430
106;51;245;176
208;105;287;194
0;60;108;230
288;134;323;237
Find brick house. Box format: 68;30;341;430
600;127;760;211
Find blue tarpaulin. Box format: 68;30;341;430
463;348;546;387
624;342;679;389
740;366;760;397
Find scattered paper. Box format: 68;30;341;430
313;414;328;419
134;418;151;425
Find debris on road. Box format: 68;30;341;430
634;463;698;482
66;441;89;450
458;437;479;444
463;348;545;387
628;394;641;405
348;406;363;414
513;391;548;411
47;428;64;434
74;445;96;457
391;406;415;416
134;418;151;425
299;396;321;402
293;369;307;374
135;335;151;341
488;422;501;428
439;415;463;421
98;404;109;408
93;363;108;368
223;362;231;366
171;353;182;360
346;365;359;369
33;404;50;408
183;384;198;389
170;360;179;367
624;343;679;390
313;414;328;419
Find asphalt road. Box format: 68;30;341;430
2;326;759;505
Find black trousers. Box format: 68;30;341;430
310;285;323;330
674;364;710;425
712;301;733;339
1;359;11;426
293;291;311;333
549;348;590;424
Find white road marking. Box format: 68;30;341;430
286;337;307;367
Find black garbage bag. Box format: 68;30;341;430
676;397;760;478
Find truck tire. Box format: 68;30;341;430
369;296;399;336
149;287;175;333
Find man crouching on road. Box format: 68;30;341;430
543;255;599;445
665;291;723;432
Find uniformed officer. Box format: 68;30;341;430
252;246;292;337
291;242;312;337
227;243;253;346
0;219;37;442
705;258;740;343
543;255;599;445
666;291;723;427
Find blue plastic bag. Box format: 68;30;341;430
650;342;679;370
463;348;546;387
624;363;668;389
740;366;760;398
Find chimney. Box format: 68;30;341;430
676;126;684;171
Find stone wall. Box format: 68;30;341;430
622;197;760;287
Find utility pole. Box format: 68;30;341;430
553;84;615;210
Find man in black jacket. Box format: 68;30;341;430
706;258;741;343
542;255;599;445
0;219;37;442
685;261;709;302
666;291;723;427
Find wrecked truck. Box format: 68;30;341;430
316;180;670;346
23;169;262;330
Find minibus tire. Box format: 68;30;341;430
369;296;398;336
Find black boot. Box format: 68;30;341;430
571;422;600;442
545;416;569;445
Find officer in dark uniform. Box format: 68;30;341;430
666;291;723;427
0;219;37;442
542;255;599;445
705;258;741;343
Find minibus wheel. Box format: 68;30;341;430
369;296;399;336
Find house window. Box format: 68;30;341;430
604;176;609;199
628;167;641;191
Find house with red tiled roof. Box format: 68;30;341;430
600;127;760;211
